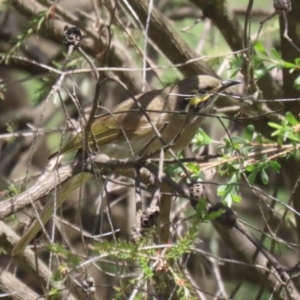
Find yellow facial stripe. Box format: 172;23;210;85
189;94;211;107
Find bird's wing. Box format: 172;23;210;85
56;123;121;155
55;112;146;156
49;90;166;157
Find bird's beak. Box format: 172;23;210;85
219;79;242;91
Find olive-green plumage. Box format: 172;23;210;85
12;75;240;256
50;75;241;158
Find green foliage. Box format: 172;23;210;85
47;287;61;298
195;198;224;222
93;238;155;279
230;41;300;85
268;112;300;145
197;115;299;205
169;111;299;207
167;198;222;260
33;76;57;104
192;128;214;149
85;199;221;297
254;42;300;85
4;12;46;62
47;243;81;270
4;182;21;197
166;129;214;180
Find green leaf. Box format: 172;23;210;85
245;125;255;142
248;170;258;184
294;76;300;90
37;16;46;31
271;48;281;61
254;41;268;56
229;173;238;183
257;133;263;145
245;164;254;172
206;208;224;221
268;122;282;129
217;185;227;196
192;128;213;146
48;288;60;296
282;61;296;68
285;112;298;126
186;163;200;174
196;198;207;215
261;169;269;185
295;58;300;66
231;136;245;144
223;193;233;207
269;161;281;172
232;194;242;203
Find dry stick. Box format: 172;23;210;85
13;0;144;93
256;203;278;300
233;221;291;298
0;155;188;221
243;0;257;103
0;222;77;300
156;148;165;200
255;10;278;43
216;116;295;299
22;29;75;292
210;203;299;300
42;30;80;292
230;2;256;297
4;49;244;77
71;10;115;263
123;0;214;77
190;184;286;298
0;270;45;300
0;161;79;220
274;172;300;251
91;0;101;29
256;0;300;54
85;0;160;89
135;166;142;213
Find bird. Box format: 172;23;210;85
12;75;241;256
50;75;241;159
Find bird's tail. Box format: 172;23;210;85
12;172;93;256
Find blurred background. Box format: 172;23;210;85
0;0;299;299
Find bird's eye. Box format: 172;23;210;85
198;89;208;94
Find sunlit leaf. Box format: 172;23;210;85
217;185;227;196
286;112;298;126
232;194;242;203
254;41;268;56
271;48;281;61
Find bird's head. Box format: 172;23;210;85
172;75;242;113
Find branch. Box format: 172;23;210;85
0;222;77;300
11;0;144;93
190;0;282;101
0;162;79;220
0;270;44;300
